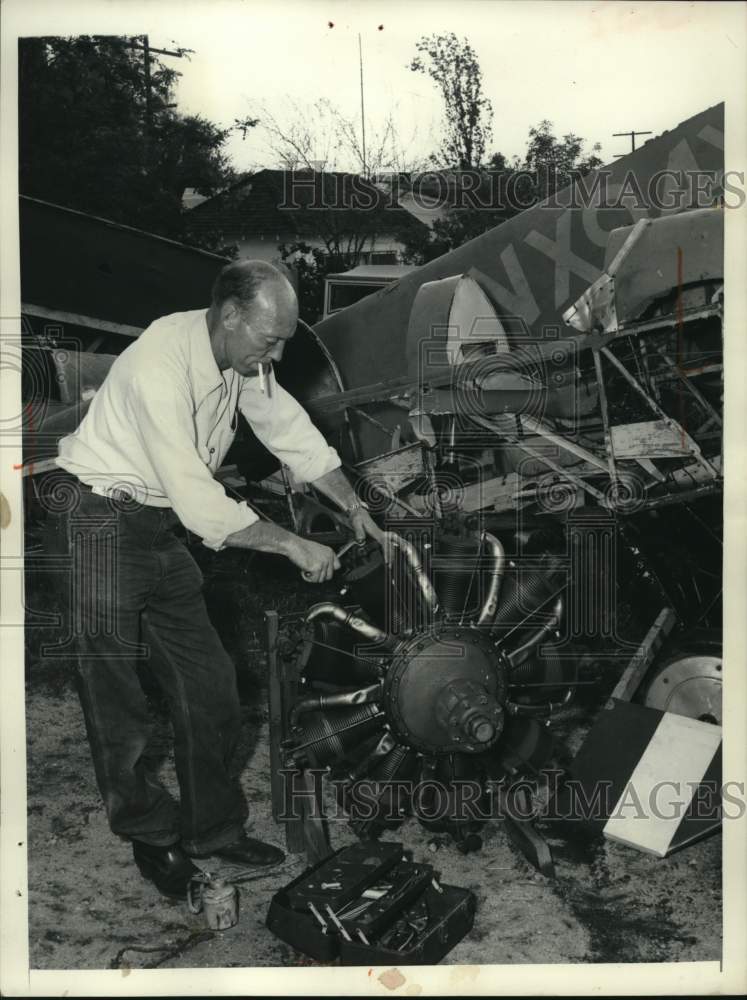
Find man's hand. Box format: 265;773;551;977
287;536;341;583
348;506;385;546
310;466;391;560
348;507;397;563
225;520;341;581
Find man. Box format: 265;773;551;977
55;259;383;898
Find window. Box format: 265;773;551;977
355;250;400;266
327;282;382;314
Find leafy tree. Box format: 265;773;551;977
409;32;493;170
524;119;603;201
278;241;343;324
398;121;603;264
18;36;235;240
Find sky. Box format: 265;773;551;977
3;0;745;175
134;0;745;175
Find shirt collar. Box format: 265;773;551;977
190;310;226;403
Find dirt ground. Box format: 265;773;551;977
24;541;722;971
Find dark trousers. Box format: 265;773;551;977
58;487;244;854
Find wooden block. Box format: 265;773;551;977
564;699;722;857
603;712;722;857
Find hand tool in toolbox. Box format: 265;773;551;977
339;879;476;966
336;860;433;939
284;840;402;912
266;840;476;965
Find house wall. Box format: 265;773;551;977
234;237;288;261
234;233;406;263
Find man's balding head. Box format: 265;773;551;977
212;259;297;324
208;259;299;375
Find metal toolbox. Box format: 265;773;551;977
266;841;476;966
339;880;476;966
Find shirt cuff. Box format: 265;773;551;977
201;498;260;551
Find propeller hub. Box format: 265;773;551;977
384;628;507;754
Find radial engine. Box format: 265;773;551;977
279;527;576;853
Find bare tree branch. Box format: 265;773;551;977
241;96;428;176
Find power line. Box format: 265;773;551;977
612;129;653;154
93;35;187;167
126;36;186;139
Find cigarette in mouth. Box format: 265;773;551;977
258;362;267;394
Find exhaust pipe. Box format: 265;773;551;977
476;532;505;626
384;532;440;617
305;602;391;645
290;682;383;728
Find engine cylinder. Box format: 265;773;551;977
509;647;573;703
375;744;412;782
291;704;382;766
491;556;563;634
305;619;381;686
431;534;483;619
343;550;407;634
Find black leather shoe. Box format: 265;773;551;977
196;833;285;867
132;839;202;899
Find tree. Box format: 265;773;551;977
236;99;341;172
524;119;603;201
235;97;427;176
398;121;603;264
18;36;236;240
278;242;340;325
271;169;423;321
229;100;426;319
409;32;493;170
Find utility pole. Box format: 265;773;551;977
613;129;653;154
96;35;185;170
143;35;152;140
131;36;184;162
358;33;367;178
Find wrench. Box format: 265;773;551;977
301;537;363;581
335;538;364;560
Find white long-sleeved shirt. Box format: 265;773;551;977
57;309;341;549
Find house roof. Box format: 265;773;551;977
371;171;515;229
326;264;418;281
185;169;427;242
395;190;451;229
182;187;209;210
